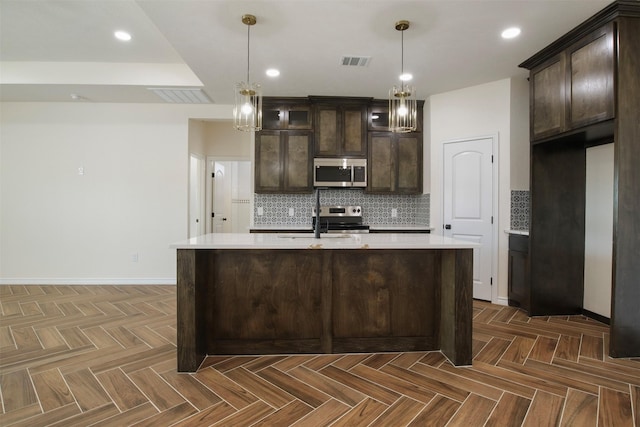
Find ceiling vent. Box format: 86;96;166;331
148;88;212;104
340;56;372;67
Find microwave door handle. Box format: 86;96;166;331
350;165;354;187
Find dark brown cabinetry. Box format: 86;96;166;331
255;130;313;193
507;234;529;310
368;133;422;194
262;98;312;130
311;97;369;158
520;1;640;358
530;23;614;141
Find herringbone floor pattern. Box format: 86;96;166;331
0;285;638;426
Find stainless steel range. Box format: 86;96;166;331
311;205;369;233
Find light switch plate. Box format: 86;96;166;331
288;208;295;217
257;207;264;216
391;208;398;218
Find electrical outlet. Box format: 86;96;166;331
131;253;138;262
288;207;295;217
391;208;398;218
257;207;264;216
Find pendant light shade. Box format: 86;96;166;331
389;20;417;133
233;14;262;131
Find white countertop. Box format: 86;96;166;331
505;229;530;236
171;233;478;250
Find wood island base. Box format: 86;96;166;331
176;248;472;372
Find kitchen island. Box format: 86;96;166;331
171;233;475;372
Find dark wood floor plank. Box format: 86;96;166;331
193;366;259;410
473;337;512;365
225;367;295;408
407;394;460;427
330;397;388;426
501;336;536;364
445;393;496;426
528;336;558;363
411;361;503;401
369;396;425;427
30;369;75;412
559;388;597;427
350;364;436;404
127;367;186;411
0;368;38;412
580;334;604;361
160;370;223;411
251;400;313;427
3;285;640;427
290;399;350;427
321;365;401;405
288;365;365;407
598;387;634;427
96;368;149;411
484;392;530;427
380;363;469;402
555;335;581;362
257;366;331;408
522;390;564;426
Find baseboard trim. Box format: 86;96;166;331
494;296;509;306
582;309;610;325
0;278;176;286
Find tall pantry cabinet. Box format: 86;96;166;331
519;0;640;358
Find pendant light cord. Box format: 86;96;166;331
400;29;404;91
246;24;251;85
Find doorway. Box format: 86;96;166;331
442;136;496;301
188;154;205;238
207;158;252;233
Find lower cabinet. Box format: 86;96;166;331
255;130;313;193
508;234;530;310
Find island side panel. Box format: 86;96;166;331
332;249;439;353
176;249;206;372
440;248;473;366
204;249;324;354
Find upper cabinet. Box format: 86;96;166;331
528;22;614;141
262;97;312;130
368;132;422;194
310;97;370;158
255;130;313;194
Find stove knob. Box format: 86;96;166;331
352;208;356;214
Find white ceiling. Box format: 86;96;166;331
0;0;612;104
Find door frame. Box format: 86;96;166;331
189;153;206;238
441;135;499;303
206;156;252;234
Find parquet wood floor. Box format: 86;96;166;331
1;285;639;426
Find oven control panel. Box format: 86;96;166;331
311;205;362;217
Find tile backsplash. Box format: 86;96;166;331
510;190;530;230
254;190;430;227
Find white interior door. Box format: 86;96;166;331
212;164;230;233
443;137;494;301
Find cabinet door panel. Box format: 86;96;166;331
569;24;614;128
369;134;393;192
317;109;338;156
532;56;566;140
256;133;282;191
397;135;421;193
285;133;312;191
343;109;365;156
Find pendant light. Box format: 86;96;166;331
389;20;417;133
233;14;262;131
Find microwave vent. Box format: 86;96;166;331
340;56;372;67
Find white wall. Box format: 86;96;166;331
429;77;528;302
510;77;531;190
0;102;231;284
584;144;614;318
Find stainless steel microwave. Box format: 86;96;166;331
313;158;367;188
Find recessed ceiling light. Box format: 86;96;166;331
501;27;521;39
114;30;132;41
399;73;413;82
266;69;280;77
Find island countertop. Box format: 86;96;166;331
171;232;477;250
